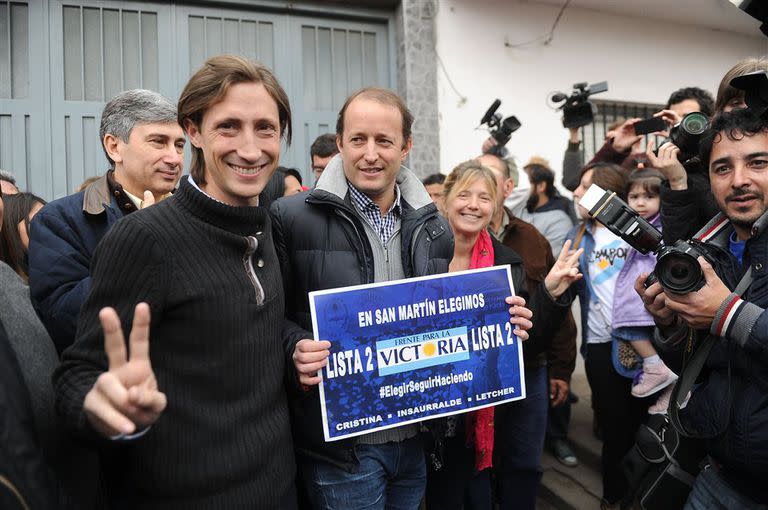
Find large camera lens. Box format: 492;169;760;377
654;241;706;294
680;112;708;135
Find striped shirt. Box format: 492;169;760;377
348;182;401;245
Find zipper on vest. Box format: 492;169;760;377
243;235;265;305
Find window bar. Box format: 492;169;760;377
6;2;12;97
254;20;258;59
118;9;124;90
237;19;242;56
345;30;350;96
360;31;366;84
329;28;335;109
203;16;208;61
99;8;105;101
80;6;85;100
137;10;143;86
314;26;320;108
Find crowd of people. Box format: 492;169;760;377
1;52;767;510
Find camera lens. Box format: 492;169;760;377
680;112;708;135
656;250;704;294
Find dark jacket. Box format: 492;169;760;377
271;155;454;470
498;210;577;383
28;173;128;353
0;319;59;510
657;212;768;503
0;262;102;509
659;173;718;244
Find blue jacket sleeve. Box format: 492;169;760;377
28;208;96;355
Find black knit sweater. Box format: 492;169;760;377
53;182;296;509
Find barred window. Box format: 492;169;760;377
581;99;665;162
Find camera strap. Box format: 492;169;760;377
668;267;752;437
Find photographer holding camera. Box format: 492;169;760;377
637;107;768;508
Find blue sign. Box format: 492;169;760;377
309;266;525;442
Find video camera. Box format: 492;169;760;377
654;112;709;163
479;99;521;156
731;70;768;118
580;184;714;294
550;81;608;129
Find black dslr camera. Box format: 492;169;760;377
550;81;608;129
580;184;713;294
480;99;521;155
654;112;709;163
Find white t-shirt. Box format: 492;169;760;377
585;225;629;344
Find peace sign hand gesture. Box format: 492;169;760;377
544;240;583;299
83;303;166;438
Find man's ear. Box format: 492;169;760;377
503;178;514;199
103;134;123;164
401;137;413;161
336;134;343;153
184;118;202;148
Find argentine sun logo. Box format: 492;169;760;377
376;327;470;376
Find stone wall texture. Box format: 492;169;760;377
396;0;440;178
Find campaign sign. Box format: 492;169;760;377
309;266;525;442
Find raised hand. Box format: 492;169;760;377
293;339;331;388
83;303;166;437
646;138;687;189
611;118;643;152
544;240;584;298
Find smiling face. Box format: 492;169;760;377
185;81;281;206
445;176;495;237
709;130;768;239
108;122;185;198
337;97;412;212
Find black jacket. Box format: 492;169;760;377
271;156;454;469
658;213;768;503
659;172;719;244
0;319;59;510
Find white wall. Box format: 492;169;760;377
435;0;768;192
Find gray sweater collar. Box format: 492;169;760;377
313;154;432;210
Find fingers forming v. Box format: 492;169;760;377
100;307;128;369
128;303;152;362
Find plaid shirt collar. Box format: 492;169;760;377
347;181;401;245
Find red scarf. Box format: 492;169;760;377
465;229;495;471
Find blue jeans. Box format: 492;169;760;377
684;467;767;510
301;436;426;510
494;365;549;510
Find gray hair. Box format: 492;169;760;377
99;89;178;167
0;169;16;185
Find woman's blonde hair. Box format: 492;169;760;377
443;159;499;218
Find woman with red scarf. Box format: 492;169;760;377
426;160;582;510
